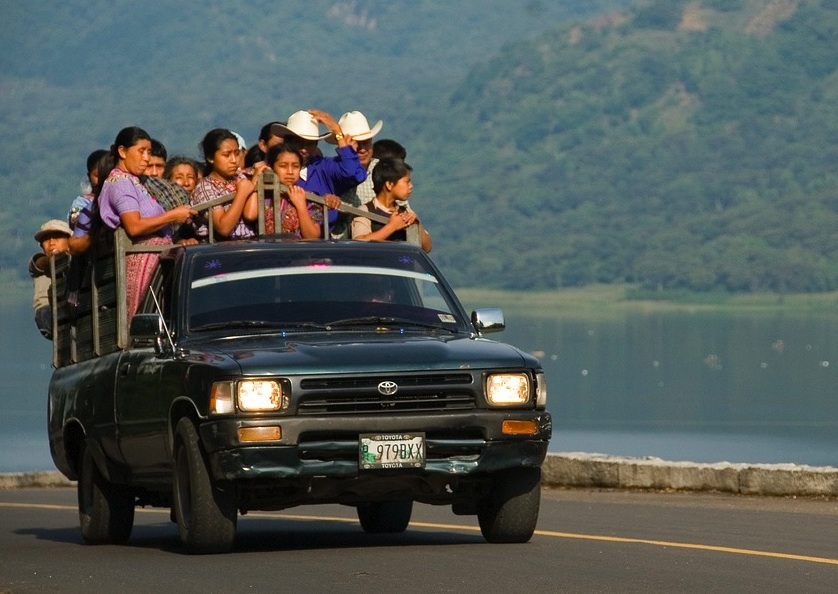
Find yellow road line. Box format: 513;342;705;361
3;502;837;566
532;529;838;567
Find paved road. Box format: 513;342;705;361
1;486;837;593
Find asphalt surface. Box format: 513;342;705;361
1;486;837;593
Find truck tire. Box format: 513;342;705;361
477;467;541;543
78;441;135;545
357;501;413;533
172;418;237;554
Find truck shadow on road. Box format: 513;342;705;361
17;517;484;555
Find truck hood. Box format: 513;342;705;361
184;332;536;376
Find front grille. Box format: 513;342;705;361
297;372;476;415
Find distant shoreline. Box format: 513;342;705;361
455;285;838;317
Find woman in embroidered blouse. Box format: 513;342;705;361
97;126;196;319
266;144;324;238
191;128;265;239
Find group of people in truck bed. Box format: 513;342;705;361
30;109;433;337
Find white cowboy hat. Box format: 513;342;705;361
325;111;383;144
270;111;330;141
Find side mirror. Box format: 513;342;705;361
471;308;505;334
130;313;171;355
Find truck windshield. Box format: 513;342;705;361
186;248;466;333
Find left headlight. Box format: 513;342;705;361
238;380;287;412
485;373;530;407
210;379;289;414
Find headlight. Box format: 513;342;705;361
211;379;289;414
485;373;530;406
238;380;286;412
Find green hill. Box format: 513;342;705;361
5;0;838;295
417;0;838;292
0;0;630;283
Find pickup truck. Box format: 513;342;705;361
46;188;551;554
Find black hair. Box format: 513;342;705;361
163;155;200;180
265;144;303;168
372;158;412;195
110;126;151;160
199;128;236;176
244;144;264;168
150;138;167;161
93;152;116;197
86;149;109;174
373;139;407;161
259;121;284;143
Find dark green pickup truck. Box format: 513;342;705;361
47;234;551;553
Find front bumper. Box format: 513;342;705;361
202;411;552;481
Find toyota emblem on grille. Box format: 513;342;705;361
378;381;398;395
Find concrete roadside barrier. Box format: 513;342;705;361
543;452;838;496
0;471;74;490
3;453;838;496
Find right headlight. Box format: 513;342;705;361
485;373;530;407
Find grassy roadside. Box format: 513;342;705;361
454;284;838;318
5;276;838;318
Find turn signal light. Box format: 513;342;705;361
238;426;282;443
502;420;539;436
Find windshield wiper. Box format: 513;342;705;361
325;316;455;332
190;320;285;332
191;320;331;333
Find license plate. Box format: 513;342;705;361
359;433;425;470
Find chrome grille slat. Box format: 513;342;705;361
297;372;477;415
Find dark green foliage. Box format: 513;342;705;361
5;0;838;295
633;0;688;30
420;0;838;293
0;0;631;281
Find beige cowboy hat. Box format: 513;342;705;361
325;111;383;144
270;111;331;141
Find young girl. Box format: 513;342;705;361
266;144;325;239
191;128;262;240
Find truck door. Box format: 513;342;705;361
114;348;170;473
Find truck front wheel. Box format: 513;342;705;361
172;418;237;554
477;467;541;543
78;440;135;544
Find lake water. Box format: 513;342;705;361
500;309;838;467
2;296;838;472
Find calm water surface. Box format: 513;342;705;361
2;296;838;472
501;309;838;466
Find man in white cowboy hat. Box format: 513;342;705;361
270;110;367;230
30;219;72;339
329;111;383;206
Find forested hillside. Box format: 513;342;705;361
4;0;838;294
0;0;630;284
418;0;838;292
